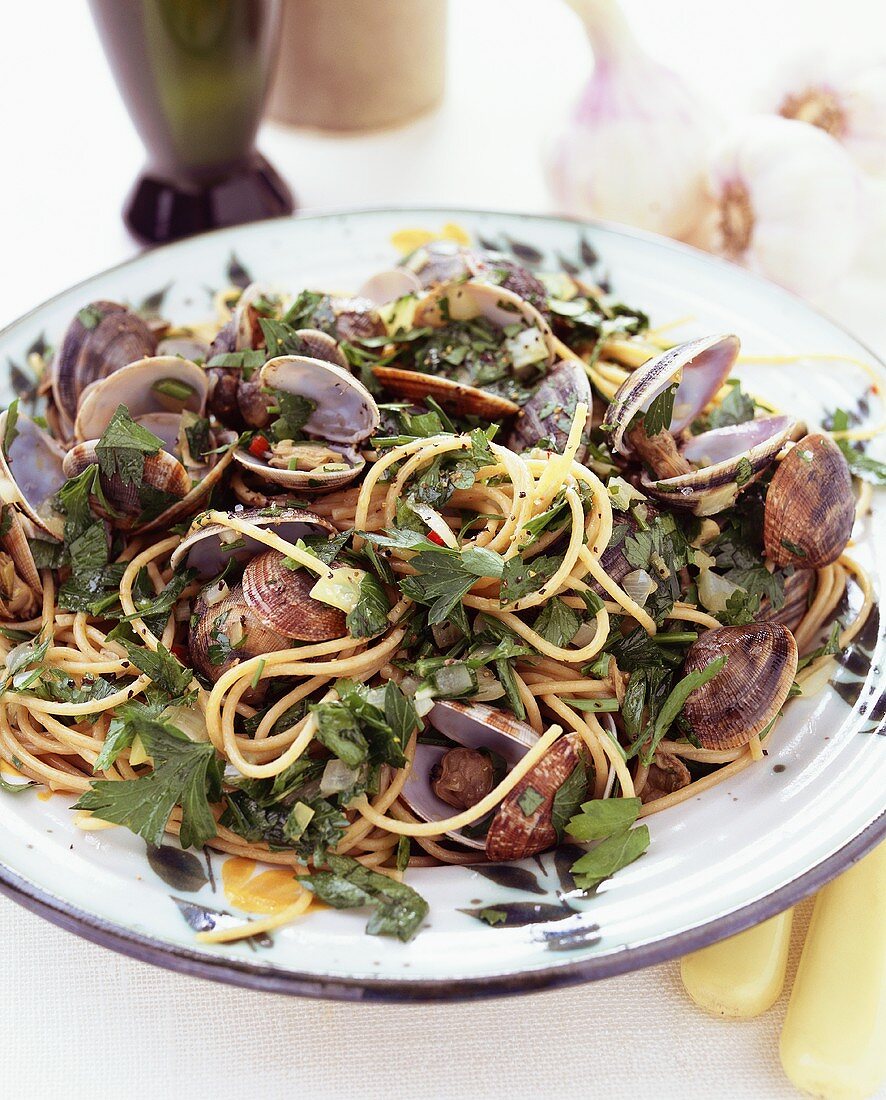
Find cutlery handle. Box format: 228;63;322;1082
681;908;794;1017
780;841;886;1099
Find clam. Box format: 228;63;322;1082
232;355;380;494
374;280;557;420
62;441;191;528
402;701;589;859
605;334;740;457
189;582;291;685
357;269;423;306
467;250;551;319
757;568;816;632
401;240;473;288
0;409;67;539
763;433;854;568
641;414;796;516
242;550;347;641
505;360;593;461
372;367;521;419
51;302;157;431
156;335;211;362
485;732;586;861
640;750;691;804
74;356;208;442
169;506;337;578
0;507;42;595
233;283;278;350
681;623;798;749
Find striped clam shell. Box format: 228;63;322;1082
605;334;740;456
400;701;541;851
242;550;347;641
506;360;592;460
681;623;798;750
641;414;795;516
763;433;855;569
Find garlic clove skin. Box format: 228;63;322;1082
755;49;886;178
546;0;716;241
695;116;864;298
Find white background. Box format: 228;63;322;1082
1;1;885;1097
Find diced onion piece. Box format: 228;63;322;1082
202;579;230;607
410;502;459;548
129;734;151;766
505;326;548;372
623;568;657;607
697;564;742;613
162;705;209;743
320;759;361;796
309;567;366;613
473;667;505;701
607;476;647;511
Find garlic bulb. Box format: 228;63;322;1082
547;0;715;240
695;116;863;297
757;50;886;177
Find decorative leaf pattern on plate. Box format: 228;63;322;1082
830;604;885;734
226;253;253;290
146;843;208;892
472;864;546;895
459;902;574;927
171;897;272;949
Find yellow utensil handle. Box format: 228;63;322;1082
780;841;886;1100
681;908;794;1018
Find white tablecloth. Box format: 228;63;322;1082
1;2;884;1096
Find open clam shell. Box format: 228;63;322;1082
169;506;337;578
51;302;157;430
763;433;855;568
411;280;555;353
233;282;279;350
681;623;798;749
232;355;379;493
242;550;347;641
374;279;556;420
401;240;474;288
0;508;42;594
506;360;593;460
485;731;585;861
605;334;740;456
0;410;67;539
641;414;795;516
401;702;541;851
467;251;551;319
74;356;208;442
357;269;423;306
372;367;521;419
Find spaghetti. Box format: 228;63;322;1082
0;244;881;943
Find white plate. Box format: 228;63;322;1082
0;209;883;1000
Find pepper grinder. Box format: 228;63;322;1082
89;0;294;245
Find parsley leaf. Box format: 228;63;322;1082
122;640;193;699
499;553;562;605
95;405;164;486
399;548;500;625
569;826;651;891
642;383;677;437
566;797;643;841
346;573;391;638
706;380;756;429
75;718;224;849
268;390;316;443
533;596;581;647
298;854;429;941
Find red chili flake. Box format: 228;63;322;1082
248;434;270;458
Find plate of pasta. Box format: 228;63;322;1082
0;208;883;1000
